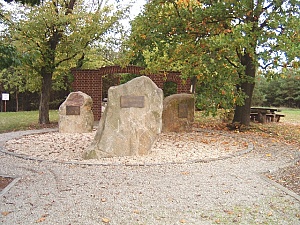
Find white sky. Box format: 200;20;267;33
127;0;146;19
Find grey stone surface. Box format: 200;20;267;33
59;91;94;133
84;76;163;159
162;94;195;132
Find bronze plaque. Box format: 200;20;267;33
178;103;188;118
120;96;145;108
66;106;80;115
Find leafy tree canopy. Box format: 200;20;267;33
1;0;130;123
127;0;300;125
255;68;300;108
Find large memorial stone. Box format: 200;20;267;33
59;91;94;133
84;76;163;159
162;94;194;132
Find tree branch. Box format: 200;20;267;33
225;56;239;68
55;52;79;67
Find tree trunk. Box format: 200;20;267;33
15;91;19;112
37;0;76;124
232;53;256;127
39;68;52;124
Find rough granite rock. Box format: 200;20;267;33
162;94;194;132
59;91;94;133
84;76;163;159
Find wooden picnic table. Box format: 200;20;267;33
250;107;285;123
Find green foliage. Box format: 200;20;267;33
0;44;20;70
251;75;268;106
0;67;26;94
253;68;300;107
120;73;139;84
163;81;177;97
127;0;300;117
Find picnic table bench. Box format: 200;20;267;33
250;107;285;123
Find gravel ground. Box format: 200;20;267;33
3;129;250;165
0;128;300;225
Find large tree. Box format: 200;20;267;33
127;0;299;126
1;0;129;123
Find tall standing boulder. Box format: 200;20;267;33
59;91;94;133
162;94;194;132
84;76;163;159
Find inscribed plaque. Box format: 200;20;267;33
178;103;188;118
120;96;145;108
66;106;80;115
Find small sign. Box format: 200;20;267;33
66;106;80;115
120;96;145;108
2;93;9;101
178;103;188;118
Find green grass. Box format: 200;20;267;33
278;108;300;124
0;110;59;133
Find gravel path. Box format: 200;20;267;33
0;128;300;225
3;129;251;165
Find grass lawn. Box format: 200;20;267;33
0;110;59;133
279;108;300;124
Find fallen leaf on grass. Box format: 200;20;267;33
215;218;221;224
224;210;234;215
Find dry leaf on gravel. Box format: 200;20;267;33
36;216;46;223
102;217;110;223
179;219;186;223
1;211;11;216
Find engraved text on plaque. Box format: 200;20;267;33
66;106;80;115
178;103;188;118
120;96;145;108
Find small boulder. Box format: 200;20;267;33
59;91;94;133
162;94;194;132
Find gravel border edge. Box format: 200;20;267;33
0;129;254;166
